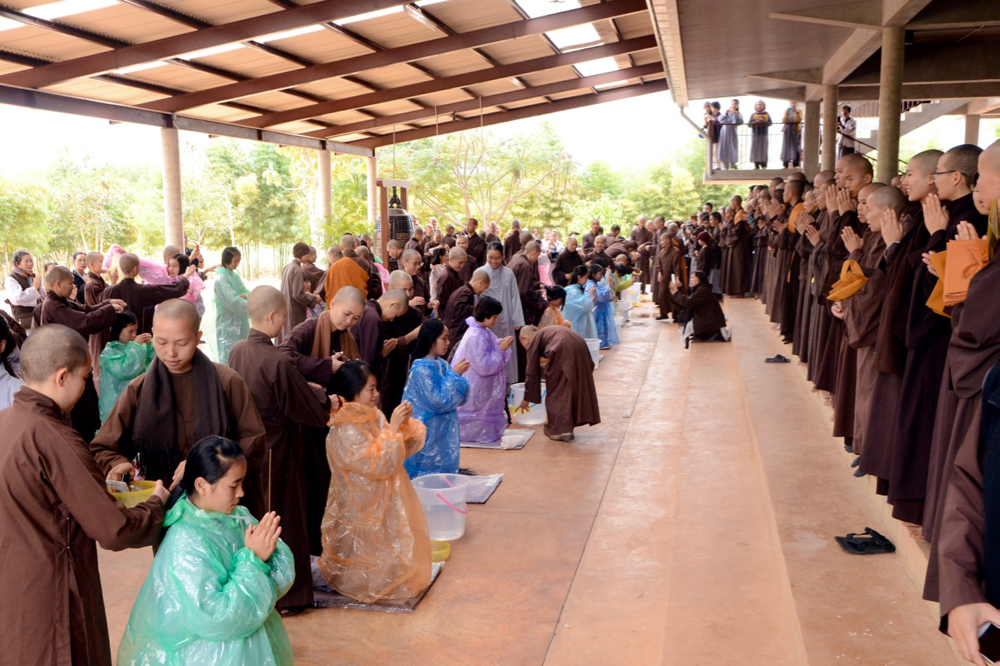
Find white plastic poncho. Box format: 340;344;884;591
478;262;524;384
213;267;250;365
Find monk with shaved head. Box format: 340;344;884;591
91;299;266;514
228;285;333;613
324;234;370;308
381;270;427;416
103;252;194;336
0;323;168;666
434;246;469;318
932;140;1000;659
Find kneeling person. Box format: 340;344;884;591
91;299;267;515
518;324;601;442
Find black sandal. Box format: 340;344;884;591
835;527;895;555
765;354;791;363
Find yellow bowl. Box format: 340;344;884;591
431;540;451;562
109;480;156;508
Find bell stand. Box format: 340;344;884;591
376;177;413;263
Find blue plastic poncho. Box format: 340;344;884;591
118;497;295;666
562;284;598;341
402;357;470;477
587;277;619;349
451;317;512;443
98;340;154;423
213;267;250;365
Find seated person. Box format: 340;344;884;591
98;312;154;424
402;320;470;477
670;270;729;347
118;437;295;666
450;297;514;444
319;361;430;603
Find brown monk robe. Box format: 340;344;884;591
508;243;544;326
720;216;752;296
520;325;600;440
103;254;190;336
633;221;655;290
37;267;121;443
656;234;688;321
228;286;332;611
381;272;426;419
0;326;166;666
301;248;327;298
777;192;804;342
804;189;839;383
436;254;467;319
792;207;819;361
750;217;770;299
280;288;364;554
91;300;267;515
551;239;584;287
763;207;783;319
503;224;523;263
888;168;987;524
83;253;111;385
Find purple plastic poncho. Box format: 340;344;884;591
451;316;512;443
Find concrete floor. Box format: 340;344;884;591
100;297;960;665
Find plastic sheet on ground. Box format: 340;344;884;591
310;560;444;613
460;429;534;450
465;473;503;504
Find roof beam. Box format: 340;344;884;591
238;35;657;129
0;0;414;90
768;1;881;30
908;0;1000;30
346;79;669;149
0;84;373;157
842;41;1000;85
313;63;665;139
968;98;1000;115
839;82;1000;101
739;86;807;102
747;68;823;86
647;0;688;105
138;0;649;113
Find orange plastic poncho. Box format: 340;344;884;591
318;402;431;603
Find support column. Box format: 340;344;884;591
161;127;183;248
314;149;331;249
822;85;838;172
803;100;820;180
964;112;981;145
876;26;905;184
366;156;378;227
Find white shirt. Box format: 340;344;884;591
840;116;857;149
3;275;41;307
0;364;23;410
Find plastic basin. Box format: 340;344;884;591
413;474;472;541
509;381;546;426
108;480;156;508
584;338;601;365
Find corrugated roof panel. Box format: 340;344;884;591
2;29;108;61
413;49;492;78
361;98;427;116
254;28;372;64
359;63;432;89
185;102;260;122
465;78;522;97
519;66;580;87
46;76;165;105
157;0;279;24
411;88;475;107
415;0;522;33
312;108;383;125
293;76;374;99
58;4;192;43
188;46;299;78
335;11;442;50
237;90;319;111
630;49;661;66
614;12;655;39
478;34;555;64
126;62;229;89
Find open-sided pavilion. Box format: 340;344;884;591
0;0;998;236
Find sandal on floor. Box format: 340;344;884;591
280;606;307;617
834;527;895;555
457;468;477;476
765;354;791;363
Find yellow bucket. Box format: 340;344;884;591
431;540;451;562
109;480;156;508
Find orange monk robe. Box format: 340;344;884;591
324;256;369;307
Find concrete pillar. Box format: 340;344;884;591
803;100;821;180
822;85;838;172
366;156;378;226
876;26;905;184
965;113;981;145
313;149;331;249
161;127;183;248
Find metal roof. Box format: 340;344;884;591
0;0;667;155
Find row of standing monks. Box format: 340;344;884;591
747;144;1000;650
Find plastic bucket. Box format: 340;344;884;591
509;382;546;426
584;338;601;365
413;474;472;541
613;315;625;329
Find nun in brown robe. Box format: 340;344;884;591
720;219;752;295
792;214;817;362
633;224;655;289
84;269;110;384
887;193;986;524
778;205;803;343
656;236;687;321
381;305;425;418
924;249;1000;602
522;325;600;439
229;326;331;611
102;274;189;336
750;219;770;298
0;384;166;666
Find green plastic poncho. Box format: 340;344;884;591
98;340;155;423
213;267;250;365
118;497;295;666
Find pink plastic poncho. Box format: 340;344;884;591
319;403;431;603
103;244;172;285
451;316;512;443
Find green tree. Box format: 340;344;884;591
0;177;52;266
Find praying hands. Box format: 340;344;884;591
922;193;949;235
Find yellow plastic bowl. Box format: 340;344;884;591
431;540;451;562
109;480;156;508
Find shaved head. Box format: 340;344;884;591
162;245;182;263
20;324;89;384
942;144;983;188
401;249;421;263
388;270;412;290
44;265;73;286
471;269;491;286
909;149;944;176
328;246;343;261
85;252;103;270
247;285;287;322
523;241;540;255
519;324;538;348
119;253;140;275
153;298;201;334
868;185;906;213
333;286;366;308
978;140;1000;206
449;247;467;261
340;234;357;251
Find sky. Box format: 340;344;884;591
0;90;994;178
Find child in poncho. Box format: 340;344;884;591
118;436;295;666
213;246;250;365
98;311;154;423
